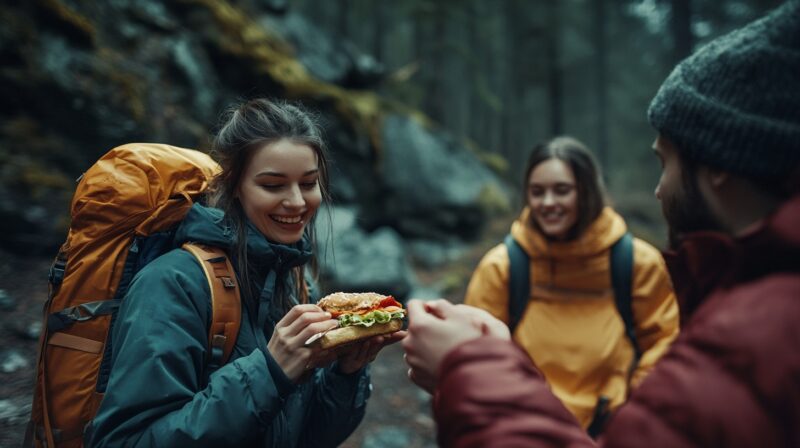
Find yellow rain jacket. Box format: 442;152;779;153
465;207;679;428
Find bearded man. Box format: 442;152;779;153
402;1;800;446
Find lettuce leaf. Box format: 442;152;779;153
338;309;405;328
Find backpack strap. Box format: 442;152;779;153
610;232;640;370
505;234;530;334
182;243;241;369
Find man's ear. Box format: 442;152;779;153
699;165;729;189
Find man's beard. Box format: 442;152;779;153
663;170;724;250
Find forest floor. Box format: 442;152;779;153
0;215;514;448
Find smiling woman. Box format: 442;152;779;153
83;99;396;448
238;139;323;244
463;135;680;437
526;158;579;240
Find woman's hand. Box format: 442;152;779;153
402;299;510;394
336;330;407;375
267;304;338;383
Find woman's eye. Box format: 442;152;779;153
554;185;574;195
300;180;318;190
530;188;543;197
260;184;283;191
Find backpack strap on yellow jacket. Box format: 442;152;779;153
182;243;241;369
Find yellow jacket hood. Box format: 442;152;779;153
511;206;627;259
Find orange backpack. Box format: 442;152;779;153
25;144;242;448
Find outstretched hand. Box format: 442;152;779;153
402;299;510;393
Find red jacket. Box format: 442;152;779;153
435;195;800;447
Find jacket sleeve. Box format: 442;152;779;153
299;363;370;447
87;251;290;447
464;244;511;323
629;240;680;387
435;337;595;448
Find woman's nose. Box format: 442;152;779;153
542;190;555;206
282;185;305;207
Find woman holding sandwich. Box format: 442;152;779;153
464;136;679;435
87;99;401;447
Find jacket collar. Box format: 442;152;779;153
663;194;800;321
175;203;313;274
242;218;312;274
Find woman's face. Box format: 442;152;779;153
238;139;322;244
527;158;579;240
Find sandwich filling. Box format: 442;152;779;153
318;293;405;328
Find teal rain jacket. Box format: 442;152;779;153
86;204;370;447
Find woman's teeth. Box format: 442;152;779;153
272;215;302;224
541;212;563;220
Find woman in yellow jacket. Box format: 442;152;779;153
465;136;679;433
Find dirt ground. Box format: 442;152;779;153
0;216;510;448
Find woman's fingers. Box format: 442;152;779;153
275;305;328;337
381;330;407;346
291;318;338;346
276;304;324;329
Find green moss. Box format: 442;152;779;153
476;183;512;215
475;151;509;177
21;164;72;198
183;0;401;156
40;0;96;45
184;0;506;180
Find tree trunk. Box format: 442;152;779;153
372;0;385;62
671;0;693;64
338;0;350;39
593;0;608;171
546;0;562;136
425;3;446;123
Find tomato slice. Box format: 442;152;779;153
327;296;402;318
378;296;402;309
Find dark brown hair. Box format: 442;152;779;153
208;98;331;311
522;136;607;240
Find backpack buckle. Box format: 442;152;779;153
48;258;67;286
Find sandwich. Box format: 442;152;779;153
309;292;405;349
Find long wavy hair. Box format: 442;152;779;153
522;136;607;240
207;98;331;312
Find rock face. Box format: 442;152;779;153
0;0;510;296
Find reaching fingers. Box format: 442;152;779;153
406;299;441;326
423;299;456;318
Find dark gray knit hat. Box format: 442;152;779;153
648;0;800;180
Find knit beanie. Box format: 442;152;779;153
648;0;800;181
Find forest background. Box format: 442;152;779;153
0;1;783;447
